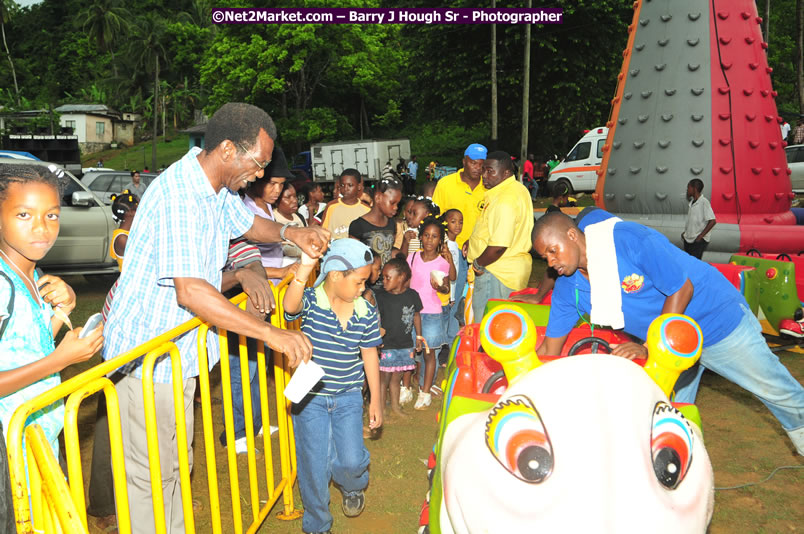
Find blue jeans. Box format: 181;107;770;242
472;270;516;322
292;390;370;532
220;333;262;444
674;305;804;443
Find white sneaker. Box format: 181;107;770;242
400;386;413;405
234;436;249;454
256;425;279;436
414;391;432;410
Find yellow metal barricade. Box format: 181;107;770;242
7;274;309;534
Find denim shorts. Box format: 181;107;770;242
379;348;416;372
419;312;446;350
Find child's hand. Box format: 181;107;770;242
52;326;104;370
300;251;317;266
379;327;386;337
38;275;76;315
440;243;452;262
404;229;418;241
368;399;383;429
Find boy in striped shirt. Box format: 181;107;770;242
283;239;382;534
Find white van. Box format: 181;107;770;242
545;126;608;195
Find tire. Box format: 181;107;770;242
554;178;573;197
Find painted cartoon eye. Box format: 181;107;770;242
650;402;694;489
485;395;553;484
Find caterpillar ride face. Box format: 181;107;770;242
419;304;714;534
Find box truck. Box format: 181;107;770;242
292;138;411;183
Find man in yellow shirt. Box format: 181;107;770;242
432;143;487;348
467;150;534;320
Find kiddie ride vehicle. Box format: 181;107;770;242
418;303;715;534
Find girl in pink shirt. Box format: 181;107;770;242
406;217;456;409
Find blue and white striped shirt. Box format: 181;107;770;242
102;147;255;383
287;286;382;396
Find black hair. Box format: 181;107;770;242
375;175;403;196
130;170;139;177
551;181;570;199
411;196;440;218
0;163;65;202
383;256;411;282
485;150;515;174
110;190;140;222
421;180;436;197
688;178;704;193
340;168;363;183
441;208;462;221
532;211;577;243
204;102;277;153
419;215;446;246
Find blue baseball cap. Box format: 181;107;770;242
464;143;488;160
313;239;375;287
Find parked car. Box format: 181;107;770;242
0;159;119;276
785;144;804;193
81;170;159;204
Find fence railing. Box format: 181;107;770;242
7;274;306;534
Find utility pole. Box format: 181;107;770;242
491;0;498;148
520;0;532;180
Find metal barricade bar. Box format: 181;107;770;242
7;272;310;534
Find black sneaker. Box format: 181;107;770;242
342;490;365;517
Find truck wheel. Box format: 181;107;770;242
555;178;573;197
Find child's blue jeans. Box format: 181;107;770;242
291;389;369;532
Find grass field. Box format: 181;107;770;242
81;134;191;172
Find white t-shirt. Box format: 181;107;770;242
683;195;716;243
781;122;791;140
298;202;325;223
447;239;461;301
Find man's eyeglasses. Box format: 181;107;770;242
235;141;270;170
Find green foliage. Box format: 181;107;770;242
0;0;799;158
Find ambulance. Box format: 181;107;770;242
545;126;608;195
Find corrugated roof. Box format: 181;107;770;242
54;104;121;115
181;123;207;134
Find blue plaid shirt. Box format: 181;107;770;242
102;147;255;382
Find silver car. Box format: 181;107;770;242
786;144;804;193
81;170;158;205
0;160;119;276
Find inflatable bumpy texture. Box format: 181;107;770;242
438;307;714;533
595;0;801;255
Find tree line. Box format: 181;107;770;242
0;0;801;166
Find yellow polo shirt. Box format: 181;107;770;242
432;169;487;248
467;177;534;290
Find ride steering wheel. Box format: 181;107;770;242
567;337;612;356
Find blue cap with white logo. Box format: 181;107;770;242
464;143;488;160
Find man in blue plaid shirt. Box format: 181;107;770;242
102;103;328;533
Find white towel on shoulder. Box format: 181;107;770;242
585;217;625;329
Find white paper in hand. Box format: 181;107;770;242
284;359;325;403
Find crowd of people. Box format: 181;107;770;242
0;100;801;534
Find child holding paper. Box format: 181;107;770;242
283;239;383;534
